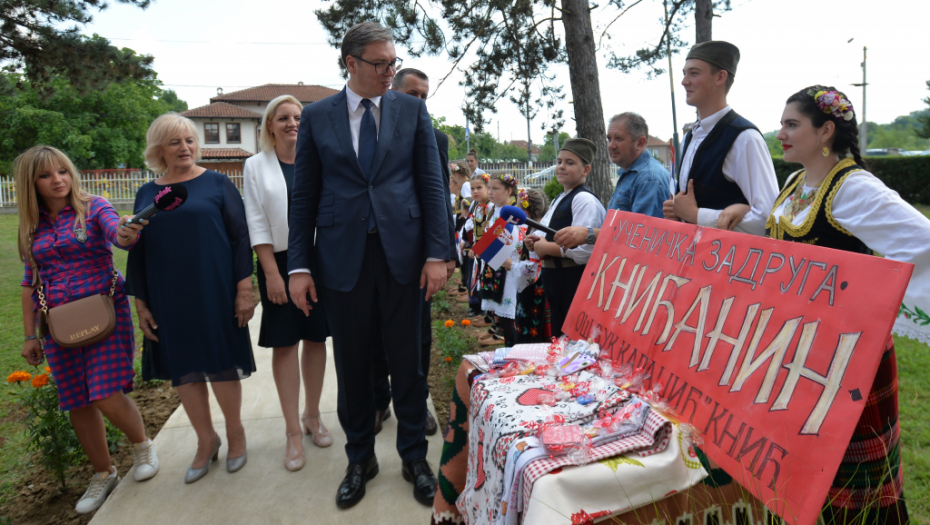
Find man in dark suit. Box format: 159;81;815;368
372;68;455;438
287;22;448;508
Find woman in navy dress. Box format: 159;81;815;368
16;146;159;515
127;113;255;484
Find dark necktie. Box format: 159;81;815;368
359;99;378;230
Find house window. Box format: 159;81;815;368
226;123;241;144
204;123;219;144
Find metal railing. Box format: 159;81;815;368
0;169;244;208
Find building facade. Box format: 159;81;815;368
181;83;340;171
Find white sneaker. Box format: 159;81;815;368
132;439;160;481
75;468;119;514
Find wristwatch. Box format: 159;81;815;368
585;227;597;245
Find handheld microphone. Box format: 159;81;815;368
500;205;557;236
128;184;189;225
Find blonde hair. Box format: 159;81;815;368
144;113;201;173
260;95;303;153
14;146;89;277
450;160;470;182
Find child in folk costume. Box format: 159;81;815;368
449;161;471;298
476;173;524;346
462;172;492;318
524;138;607;337
512;189;551;344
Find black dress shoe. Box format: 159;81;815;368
402;459;437;505
374;408;392;436
424;411;438;436
336;456;379;508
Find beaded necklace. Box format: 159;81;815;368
783;172;823;221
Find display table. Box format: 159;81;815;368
430;360;707;525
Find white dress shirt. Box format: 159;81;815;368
345;84;381;153
678;105;778;236
539;189;607;265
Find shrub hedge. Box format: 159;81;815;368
773;156;930;205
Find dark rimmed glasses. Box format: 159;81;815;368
352;56;403;75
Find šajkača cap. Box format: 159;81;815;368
686;41;740;78
559;138;596;166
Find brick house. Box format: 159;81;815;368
181;83;339;171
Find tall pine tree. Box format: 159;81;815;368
1;0;154;95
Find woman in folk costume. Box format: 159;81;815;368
764;86;928;524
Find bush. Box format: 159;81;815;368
543;176;563;203
772;156;930;205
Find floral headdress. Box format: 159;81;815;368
473;172;490;184
809;89;855;121
496;173;517;186
450;162;464;173
518;188;529;209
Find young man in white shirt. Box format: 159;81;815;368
663;41;777;235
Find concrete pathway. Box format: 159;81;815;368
90;305;443;525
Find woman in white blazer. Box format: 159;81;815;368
244;95;332;472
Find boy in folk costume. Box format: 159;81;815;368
663;41;778;235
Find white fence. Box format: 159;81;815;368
0;162;621;207
0;169;244;208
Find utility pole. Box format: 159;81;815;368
665;0;680;176
858;46;868;154
526;99;533;168
497;121;501;161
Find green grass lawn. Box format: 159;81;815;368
0;209;927;521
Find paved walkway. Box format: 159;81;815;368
89;305;443;524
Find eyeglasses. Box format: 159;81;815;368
352;56;403;75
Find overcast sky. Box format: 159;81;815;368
81;0;928;146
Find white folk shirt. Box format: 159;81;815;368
539;189;607;265
772;169;930;345
678;105;778;236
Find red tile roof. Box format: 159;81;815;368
509;140;542;154
210;84;340;104
182;102;261;119
201;148;254;159
646;135;669;147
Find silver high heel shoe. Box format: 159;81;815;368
185;434;221;484
227;450;248;473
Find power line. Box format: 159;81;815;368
109;37;332;46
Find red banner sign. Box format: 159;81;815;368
562;211;912;525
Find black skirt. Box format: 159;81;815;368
256;250;329;348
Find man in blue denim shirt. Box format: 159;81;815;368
554;113;671;248
605;112;670;216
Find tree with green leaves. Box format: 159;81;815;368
0;69;187;174
1;1;153;94
315;0;717;202
918;80;930;140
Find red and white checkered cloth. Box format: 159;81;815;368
520;410;673;516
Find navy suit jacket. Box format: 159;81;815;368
433;127;457;260
288;88;448;292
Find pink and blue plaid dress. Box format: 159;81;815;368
22;196;136;411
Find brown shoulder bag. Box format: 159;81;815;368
31;238;119;348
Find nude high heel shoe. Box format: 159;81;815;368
302;414;333;448
284;432;306;472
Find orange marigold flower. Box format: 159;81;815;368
444;320;455;328
31;374;49;388
7;371;32;383
445;356;452;362
45;366;51;373
462;319;472;326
